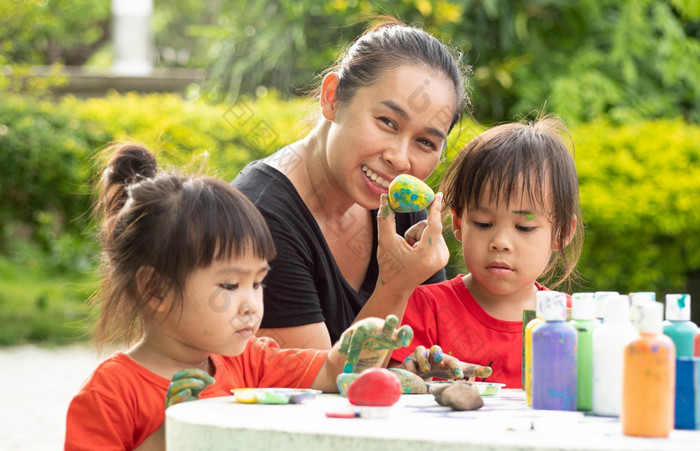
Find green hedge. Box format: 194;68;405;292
0;93;699;344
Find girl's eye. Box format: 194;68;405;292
516;225;536;232
472;221;491;229
220;283;238;291
253;282;267;290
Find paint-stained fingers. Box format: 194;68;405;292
396;325;414;348
401;356;419;374
376;193;397;234
411;345;432;373
459;362;493;379
404;220;427;246
418;192;444;243
381;314;400;337
166;388;193;408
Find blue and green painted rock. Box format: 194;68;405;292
388;174;435;213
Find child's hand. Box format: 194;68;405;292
339;314;413;373
400;345;492;380
165;368;215;408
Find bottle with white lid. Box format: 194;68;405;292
532;291;577;411
629;291;656;329
592;294;638;416
662;293;698;358
593;291;618;323
570;292;597;411
621;301;675;437
524;292;546;406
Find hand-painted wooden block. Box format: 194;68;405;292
675;357;700;429
388;174;435;212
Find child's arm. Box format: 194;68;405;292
310;314;412;392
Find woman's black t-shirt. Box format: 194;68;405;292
232;160;445;344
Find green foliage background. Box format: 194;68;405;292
1;1;700;343
1;93;699;343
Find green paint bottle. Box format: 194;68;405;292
570;292;597;411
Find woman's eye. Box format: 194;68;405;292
253;282;267;290
220;283;238;291
417;137;437;150
379;117;397;130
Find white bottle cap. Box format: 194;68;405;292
636;301;664;333
630;291;656;305
594;291;619;319
604;294;630;323
665;294;691;321
538;291;567;321
572;292;596;320
629;292;655;326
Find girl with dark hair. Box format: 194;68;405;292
233;17;470;349
392;116;584;389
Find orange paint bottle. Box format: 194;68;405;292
621;301;676;437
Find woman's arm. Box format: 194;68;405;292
256;323;332;350
352;194;449;324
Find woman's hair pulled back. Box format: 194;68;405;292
327;17;470;133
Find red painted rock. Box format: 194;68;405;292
346;368;402;407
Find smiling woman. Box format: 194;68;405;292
232;17;470;350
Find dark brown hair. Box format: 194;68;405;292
322;17;470;133
440;116;584;288
92;142;276;347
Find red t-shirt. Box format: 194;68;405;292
392;275;550;389
65;337;327;450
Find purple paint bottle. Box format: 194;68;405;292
532;291;577;411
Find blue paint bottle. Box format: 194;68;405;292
532;291;577;411
662;293;698;429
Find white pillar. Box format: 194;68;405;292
112;0;153;75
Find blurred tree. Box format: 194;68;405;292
0;0;110;65
191;0;700;124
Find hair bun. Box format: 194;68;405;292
106;143;157;186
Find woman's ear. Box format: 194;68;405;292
553;216;578;251
320;72;340;121
451;209;463;243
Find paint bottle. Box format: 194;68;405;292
663;294;698;358
621;301;675;437
629;291;655;329
570;292;597;411
532;291;577;411
524;292;547;406
521;309;537;389
593;291;618;323
592;294;638;417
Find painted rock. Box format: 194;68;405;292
346;368;402;407
388;174;435;213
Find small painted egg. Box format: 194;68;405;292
388;174;435;213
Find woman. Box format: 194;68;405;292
233;18;470;349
